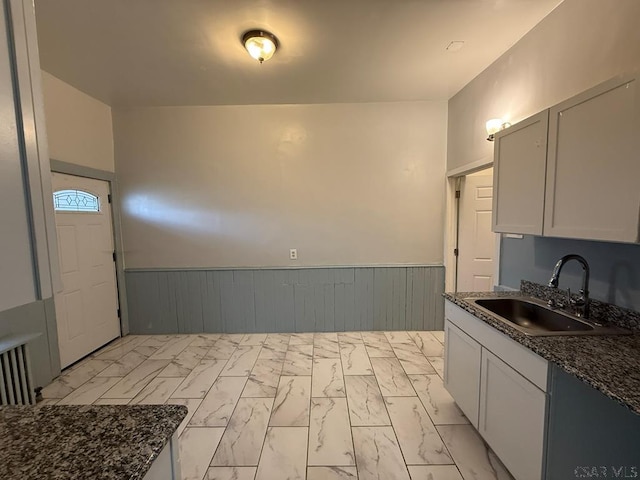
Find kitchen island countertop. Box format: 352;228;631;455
0;404;187;480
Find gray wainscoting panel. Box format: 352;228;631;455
125;266;445;334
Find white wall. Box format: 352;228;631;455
114;101;447;269
447;0;640;172
41;71;114;172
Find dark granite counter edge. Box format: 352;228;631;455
443;292;640;416
123;405;188;480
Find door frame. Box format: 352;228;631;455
444;160;501;293
50;160;129;336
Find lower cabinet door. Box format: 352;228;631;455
444;320;482;427
479;349;546;480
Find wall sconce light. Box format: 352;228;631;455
486;118;511;141
242;30;279;64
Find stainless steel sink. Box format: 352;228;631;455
469;297;631;336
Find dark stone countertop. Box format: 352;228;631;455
0;404;187;480
444;291;640;416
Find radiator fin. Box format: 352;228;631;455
0;343;36;405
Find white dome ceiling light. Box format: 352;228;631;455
242;30;279;64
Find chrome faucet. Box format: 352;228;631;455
547;254;590;319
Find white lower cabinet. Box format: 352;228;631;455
143;434;181;480
444;320;481;427
444;301;548;480
479;349;546;480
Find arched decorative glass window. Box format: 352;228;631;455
53;189;100;212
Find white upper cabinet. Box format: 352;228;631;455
491;74;640;244
544;76;640;243
492;111;549;235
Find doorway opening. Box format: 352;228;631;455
446;167;499;293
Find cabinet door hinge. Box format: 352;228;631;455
455;190;461;199
454;248;459;257
112;251;117;262
107;194;112;203
117;308;121;318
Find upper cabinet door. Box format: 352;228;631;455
544;76;640;243
492;110;549;235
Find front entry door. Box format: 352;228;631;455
52;172;120;368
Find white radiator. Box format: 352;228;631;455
0;334;38;405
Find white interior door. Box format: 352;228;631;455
457;169;496;292
52;172;120;368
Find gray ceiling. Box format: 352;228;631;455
34;0;563;107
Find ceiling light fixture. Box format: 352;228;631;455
486;118;511;141
242;30;279;64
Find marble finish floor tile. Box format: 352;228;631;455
158;346;209;377
211;397;274;466
190;334;221;347
93;336;147;360
270;376;311;426
206;467;257;480
392;343;436;375
340;343;373;375
180;427;225;480
384;396;453;465
265;333;291;344
428;357;445;378
41;331;514;480
130;377;184;405
313;339;341;359
314;333;338;342
344;375;390;426
242;359;283;397
57;377;122;405
289;333;314;345
352;426;411;480
221;345;261;376
432;331;445;344
133;345;159;357
42;359;114;399
166;398;202;437
437;425;514;480
102;359;170;399
411;332;445;357
409;375;469;425
255;427;308;480
370;357;415;396
172;359;226;398
206;339;239;360
361;331;389;345
149;335;196;359
312;358;346;397
384;331;415;344
337;332;363;344
308;398;355;466
93;398;130;405
282;344;313;375
96;351;147;377
240;334;267;345
408;465;464;480
307;467;358;480
257;342;287;361
364;343;396;358
189;376;247;426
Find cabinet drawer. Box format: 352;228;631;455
445;301;548;391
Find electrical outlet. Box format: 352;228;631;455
289;248;298;260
